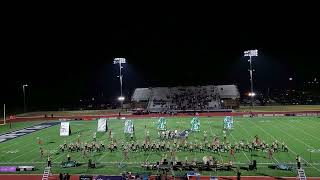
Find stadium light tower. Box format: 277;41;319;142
244;49;258;107
22;84;28;112
113;58;126;109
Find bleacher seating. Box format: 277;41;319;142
131;85;240;112
216;85;240;99
131;88;151;102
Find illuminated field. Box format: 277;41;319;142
0;116;319;177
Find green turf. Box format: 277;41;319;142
0;116;319;177
0;121;42;134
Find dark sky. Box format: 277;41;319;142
1;7;319;110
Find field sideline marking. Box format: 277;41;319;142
248;118;320;173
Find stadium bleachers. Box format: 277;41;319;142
131;88;151;102
216;85;240;99
132;85;240;112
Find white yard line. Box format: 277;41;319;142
7;145;39;162
208;121;223;162
0;123;57;150
0;135;36;153
0;132;55;161
248;118;320;173
237;119;281;163
229;132;250;163
279;119;320;142
272;121;316;149
145;151;151;162
96;151;110;162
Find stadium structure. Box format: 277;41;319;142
131;85;240;112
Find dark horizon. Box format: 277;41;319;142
1;10;319;111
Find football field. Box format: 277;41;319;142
0;116;320;177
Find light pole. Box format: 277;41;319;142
22;84;28;112
244;50;258;107
113;58;126;109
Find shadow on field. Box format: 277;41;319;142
240;166;249;171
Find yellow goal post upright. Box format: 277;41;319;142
0;104;5;126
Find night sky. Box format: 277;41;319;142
1;8;319;110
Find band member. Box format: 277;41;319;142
230;147;236;160
67;154;71;161
296;155;301;169
123;147;129;160
47;156;52;167
59;144;64;152
223;130;227;141
254;135;260;145
37;137;42;145
268;148;273;159
199;144;204;152
77;133;81;144
130;133;134;141
40;147;44;158
100;141;105;150
281;141;285;150
203;131;207;142
145;130;150;144
93;132;97;142
109;128;112;140
82;148;88;158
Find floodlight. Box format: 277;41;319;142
113;58;126;64
118;96;125;101
244;50;258;57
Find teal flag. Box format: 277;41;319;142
157;117;167;130
191;117;200;131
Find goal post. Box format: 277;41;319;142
1;104;5;126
